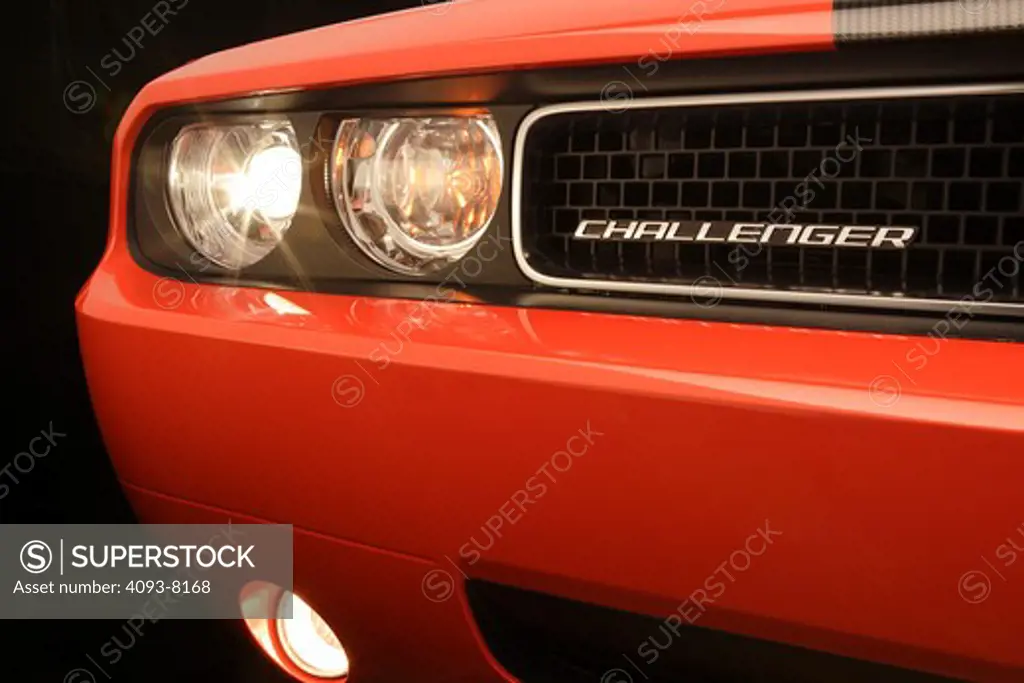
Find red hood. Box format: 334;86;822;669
140;0;830;109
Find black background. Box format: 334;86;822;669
5;1;413;680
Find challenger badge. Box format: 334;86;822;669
573;220;919;249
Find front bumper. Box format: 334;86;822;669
77;246;1024;682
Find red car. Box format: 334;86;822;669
77;1;1024;681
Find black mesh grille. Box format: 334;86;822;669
518;89;1024;306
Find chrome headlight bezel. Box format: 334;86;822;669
328;114;505;276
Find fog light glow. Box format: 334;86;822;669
240;582;349;681
276;592;349;679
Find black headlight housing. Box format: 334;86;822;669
131;101;532;295
128;33;1024;340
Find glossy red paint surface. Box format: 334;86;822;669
80;248;1024;682
78;1;1024;682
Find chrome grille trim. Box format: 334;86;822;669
511;82;1024;315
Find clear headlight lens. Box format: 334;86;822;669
330;115;503;275
168;120;302;269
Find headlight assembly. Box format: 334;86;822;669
330;115;503;275
167;119;302;269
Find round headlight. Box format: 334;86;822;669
276;591;349;679
330;115;503;275
168;120;302;269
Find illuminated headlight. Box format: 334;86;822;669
276;591;349;678
168;120;302;269
330;115;503;275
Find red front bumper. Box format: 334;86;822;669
77;246;1024;682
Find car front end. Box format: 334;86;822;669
77;1;1024;681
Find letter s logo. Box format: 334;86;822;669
20;540;53;574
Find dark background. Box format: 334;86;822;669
5;1;413;680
